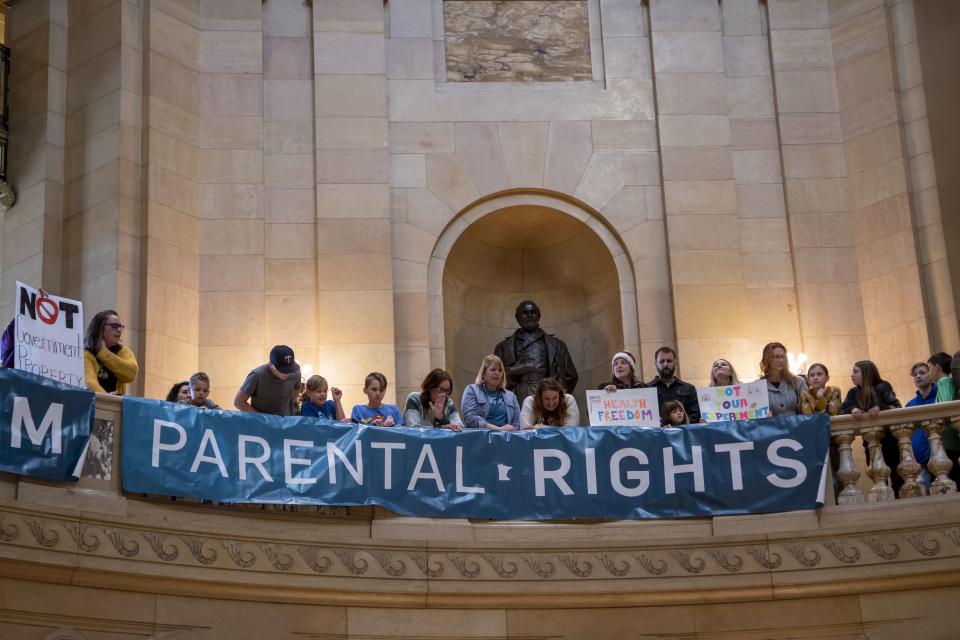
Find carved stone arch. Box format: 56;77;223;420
426;189;641;402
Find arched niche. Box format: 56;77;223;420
428;192;639;409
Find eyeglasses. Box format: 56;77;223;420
106;323;125;331
436;386;452;394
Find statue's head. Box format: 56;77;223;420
514;300;541;332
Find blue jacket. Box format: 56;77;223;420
461;383;521;429
906;387;937;464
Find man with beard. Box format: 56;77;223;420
648;346;701;423
494;300;578;404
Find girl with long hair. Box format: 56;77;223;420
841;360;900;416
520;377;580;429
661;399;690;427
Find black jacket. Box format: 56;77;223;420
596;379;647;390
494;330;578;394
648;376;701;423
841;381;901;414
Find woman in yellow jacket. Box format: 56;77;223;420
84;309;138;394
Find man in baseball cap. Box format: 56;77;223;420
234;344;302;415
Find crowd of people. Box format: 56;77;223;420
5;307;960;493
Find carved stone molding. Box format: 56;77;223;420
0;503;960;608
0;507;958;583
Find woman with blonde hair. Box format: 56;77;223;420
461;355;522;431
709;358;739;387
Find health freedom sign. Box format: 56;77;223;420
0;368;94;481
123;397;830;520
14;282;84;387
698;380;771;423
585;388;661;427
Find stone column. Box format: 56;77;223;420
59;1;144;392
601;0;672;379
2;0;67;318
649;0;752;381
140;0;201;398
313;0;394;408
828;0;930;387
262;0;319;381
195;1;264;405
724;0;802;359
386;0;434;402
767;0;867;381
889;0;958;350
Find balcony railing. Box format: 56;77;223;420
830;400;960;503
69;395;960;512
0;393;958;613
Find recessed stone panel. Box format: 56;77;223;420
444;1;592;82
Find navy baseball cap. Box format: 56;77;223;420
269;344;299;374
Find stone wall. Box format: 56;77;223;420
0;0;957;407
913;0;960;352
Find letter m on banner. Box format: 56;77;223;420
11;397;63;454
0;368;95;482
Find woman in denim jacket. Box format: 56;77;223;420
461;355;522;431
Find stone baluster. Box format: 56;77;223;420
861;427;894;501
923;419;957;495
832;430;863;504
890;423;922;498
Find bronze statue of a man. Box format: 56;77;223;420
493;300;578;403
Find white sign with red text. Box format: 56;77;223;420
14;282;85;387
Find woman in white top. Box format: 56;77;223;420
520;377;580;429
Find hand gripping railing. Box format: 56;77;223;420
830;400;960;503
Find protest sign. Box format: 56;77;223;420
121;396;830;520
585;387;661;427
14;282;85;388
698;380;770;423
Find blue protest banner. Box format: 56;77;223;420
0;368;95;481
122;396;830;520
